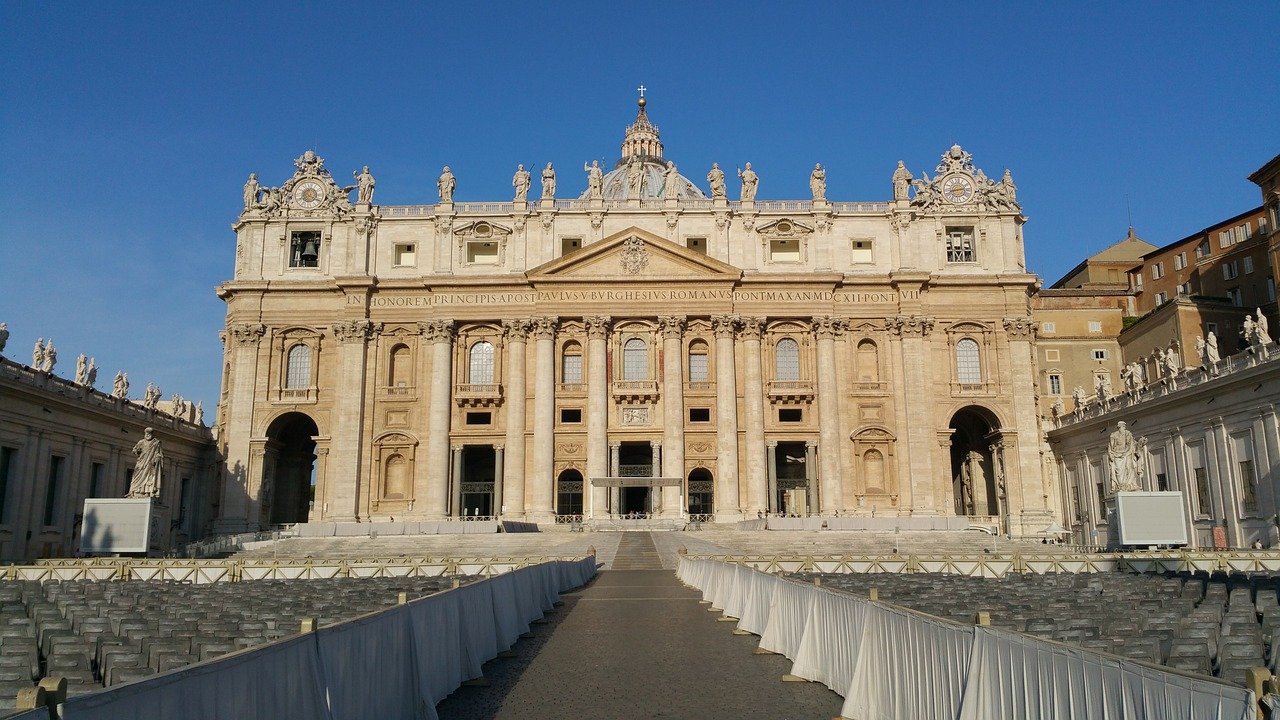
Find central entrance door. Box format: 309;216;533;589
460;445;495;517
774;441;810;515
618;441;655;515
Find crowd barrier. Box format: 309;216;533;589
678;557;1257;720
17;557;596;720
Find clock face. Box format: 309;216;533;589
941;174;975;204
292;180;326;209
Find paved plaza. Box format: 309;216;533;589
436;532;842;719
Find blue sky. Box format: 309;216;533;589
1;2;1277;413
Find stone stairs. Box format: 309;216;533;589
609;532;664;570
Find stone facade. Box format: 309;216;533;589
214;98;1054;535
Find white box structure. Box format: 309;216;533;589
81;498;154;554
1112;491;1189;546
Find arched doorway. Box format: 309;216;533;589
948;406;1001;517
687;468;713;517
262;412;318;526
556;469;584;517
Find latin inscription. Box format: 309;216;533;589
348;288;915;307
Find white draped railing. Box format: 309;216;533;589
43;558;595;720
678;557;1256;720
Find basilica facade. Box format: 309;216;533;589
213;97;1055;535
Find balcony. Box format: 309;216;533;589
274;386;317;404
612;380;659;402
684;380;714;393
767;380;815;404
378;383;416;400
454;383;504;407
950;381;996;397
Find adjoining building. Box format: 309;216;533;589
213;96;1054;536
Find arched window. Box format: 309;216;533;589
775;338;800;381
623;338;648;381
388;345;411;387
468;341;494;384
285;344;311;389
956;338;982;384
561;341;583;384
687;340;709;382
856;340;879;382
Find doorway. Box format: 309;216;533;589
262;412;318;526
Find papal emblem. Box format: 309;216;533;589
620;237;649;275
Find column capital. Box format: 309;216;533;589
493;443;505;451
1002;316;1036;340
650;439;662;448
609;442;621;450
812;316;849;340
450;444;465;453
658;316;686;339
419;319;456;342
531;316;560;339
228;322;266;347
711;314;740;338
585;316;612;338
332;319;382;344
766;440;778;448
890;314;934;337
502;318;533;341
738;316;766;340
805;440;818;448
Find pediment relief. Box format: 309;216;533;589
527;227;741;281
946;321;991;333
454;220;512;239
276;326;322;339
374;431;418;446
381;324;420;338
756;218;814;237
851;425;896;442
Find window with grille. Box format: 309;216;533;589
687;342;709;382
774;338;800;381
561;343;582;384
623;338;648;380
945;228;975;263
285;345;311;389
955;338;981;384
468;341;494;384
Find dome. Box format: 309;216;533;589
579;93;707;201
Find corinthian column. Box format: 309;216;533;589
814;316;847;514
501;319;531;518
712;315;742;519
1002;316;1049;535
739;317;767;516
586;317;612;519
329;319;381;522
892;314;936;513
422;319;455;519
215;322;265;533
659;316;686;515
528;316;558;520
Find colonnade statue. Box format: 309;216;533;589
127;427;164;499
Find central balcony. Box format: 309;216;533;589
454;383;504;407
767;380;815;404
612;380;659;402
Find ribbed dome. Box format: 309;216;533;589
579;93;706;201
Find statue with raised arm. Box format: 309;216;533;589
75;354;87;385
437;166;455;203
707;163;726;199
1107;422;1141;493
892;161;912;201
584;160;604;199
737;162;758;202
353;166;375;205
512;164;530;202
809;163;827;201
663;161;682;200
541;162;556;199
243;173;260;210
41;341;56;373
127;428;164;499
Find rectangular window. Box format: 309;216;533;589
1260;216;1269;236
1041;322;1056;334
1044;349;1060;361
1091;349;1108;361
778;408;803;423
1177;282;1191;295
1151;450;1168;492
1174;252;1186;271
850;239;873;263
1207;322;1218;335
689;408;711;422
1267;276;1276;302
1244;256;1255;274
178;477;191;526
1048;373;1062;395
559;408;582;424
1088;321;1102;333
945;228;976;263
289;231;322;268
1188;443;1210;516
393;243;416;266
1220;231;1232;249
1196;240;1210;258
1134;272;1143;290
560;237;582;256
562;354;583;384
1223;261;1238;280
0;447;13;523
1151;262;1164;280
685;237;707;254
89;462;104;499
687;353;709;383
44;455;64;527
465;240;499;265
464;411;492;426
1155;291;1168;305
1234;433;1258;514
769;238;801;262
1228;287;1242;306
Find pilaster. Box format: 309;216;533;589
713;315;743;519
421;319;455;519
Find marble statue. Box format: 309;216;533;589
625;157;643;197
737;163;758;202
966;451;985;510
1196;335;1209;369
541;162;556;199
1050;397;1064;422
910;172;936;207
0;322;7;355
1243;314;1256;345
194;401;204;425
1107;422;1142;493
243;173;259;209
809;163;826;201
512;164;531;202
1257;308;1273;344
584;160;604;199
959;465;974;514
41;341;56;373
1135;361;1147;388
170;394;185;418
127;428;164;499
113;371;129;399
1094;373;1111;405
1163;346;1180;381
1072;385;1087;411
32;338;44;369
75;354;87;385
1000;169;1017;204
437;166;455;203
86;358;97;387
707;163;726;199
261;186;282;214
353;166;375;205
892;161;912;201
143;383;161;411
663;161;681;200
1206;330;1221;371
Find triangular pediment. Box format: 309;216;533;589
527;227;742;281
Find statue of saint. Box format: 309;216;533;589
1206;330;1221;366
707;163;726;199
966;451;985;510
512;164;531;202
32;338;44;369
261;187;282;215
143;382;161;411
0;322;7;355
910;172;936;207
243;173;259;209
737;162;758;202
892;161;912;201
113;371;129;399
1257;308;1273;344
86;358;97;387
584;160;604;199
75;354;87;385
541;162;556;199
437;166;455;203
663;161;682;200
353;166;375;205
809;163;826;201
41;341;56;373
1107;422;1141;493
1000;169;1017;204
1072;385;1086;411
625;157;643;197
1163;346;1179;379
1094;373;1111;404
1050;397;1064;421
128;428;164;499
194;401;204;425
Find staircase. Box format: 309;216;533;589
610;532;664;570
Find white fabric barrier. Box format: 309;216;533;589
60;557;597;720
676;557;1256;720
